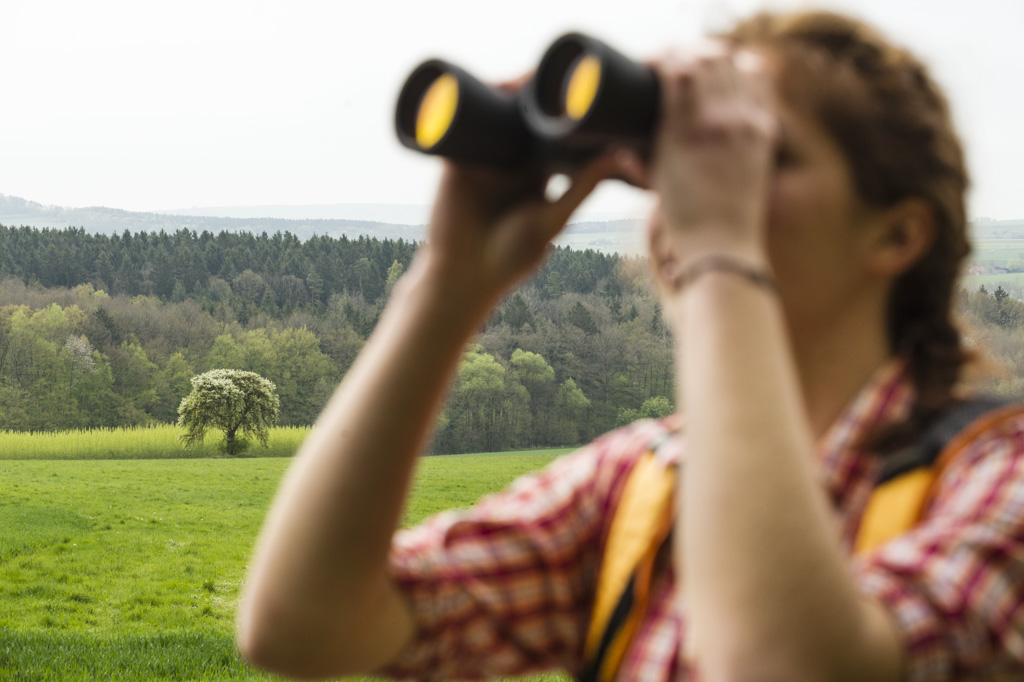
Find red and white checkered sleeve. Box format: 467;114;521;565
375;425;655;681
853;418;1024;681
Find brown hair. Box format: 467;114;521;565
725;12;973;451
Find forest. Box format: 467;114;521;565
0;224;673;453
2;223;1023;453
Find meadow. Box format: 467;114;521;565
0;442;575;681
970;237;1024;265
956;238;1024;294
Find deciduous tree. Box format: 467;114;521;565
178;369;280;456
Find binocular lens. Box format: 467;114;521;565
415;73;459;149
396;59;533;166
564;54;601;121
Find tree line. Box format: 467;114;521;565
7;222;1022;453
0;224;673;452
0;224;623;315
957;284;1024;399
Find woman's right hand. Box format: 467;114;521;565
416;152;617;316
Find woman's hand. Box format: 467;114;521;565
415;71;617;312
418;154;617;315
641;45;778;291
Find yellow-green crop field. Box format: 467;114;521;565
0;438;575;681
0;425;311;461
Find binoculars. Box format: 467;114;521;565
394;33;659;168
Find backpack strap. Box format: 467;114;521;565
855;398;1024;555
579;399;1024;677
580;432;677;682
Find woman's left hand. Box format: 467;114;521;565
639;44;778;291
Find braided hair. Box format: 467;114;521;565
726;12;973;451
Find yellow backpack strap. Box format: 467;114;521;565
856;400;1024;555
581;435;676;682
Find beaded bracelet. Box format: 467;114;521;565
667;254;777;293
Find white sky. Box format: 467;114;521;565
1;0;1022;220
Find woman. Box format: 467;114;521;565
237;10;1024;681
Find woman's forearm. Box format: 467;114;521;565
235;149;613;678
672;272;901;682
237;256;493;677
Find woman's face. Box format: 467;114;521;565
764;93;889;336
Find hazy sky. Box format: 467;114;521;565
2;0;1022;220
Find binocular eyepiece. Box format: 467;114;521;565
394;33;659;168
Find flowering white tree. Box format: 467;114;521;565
177;369;280;456
61;334;95;390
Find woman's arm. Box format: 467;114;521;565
672;272;902;682
236;159;614;679
645;49;905;681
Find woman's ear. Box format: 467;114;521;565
864;198;936;277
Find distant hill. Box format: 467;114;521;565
0;193;648;253
0;193;425;243
159;203;433;225
970;219;1024;238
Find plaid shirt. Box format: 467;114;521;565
381;362;1024;681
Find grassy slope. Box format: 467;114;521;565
0;451;573;681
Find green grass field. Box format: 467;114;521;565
0;448;575;681
961;235;1024;294
969;237;1024;264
